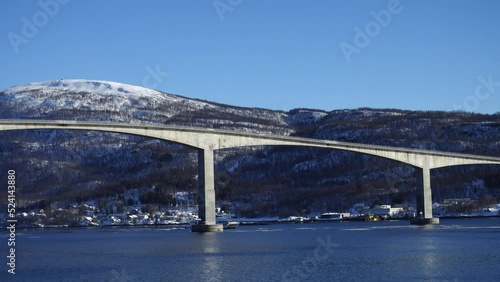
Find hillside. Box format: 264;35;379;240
0;80;499;217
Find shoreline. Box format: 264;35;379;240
5;214;499;230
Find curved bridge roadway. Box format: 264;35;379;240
1;120;499;231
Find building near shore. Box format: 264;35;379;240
366;205;405;217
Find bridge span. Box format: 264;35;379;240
1;120;499;231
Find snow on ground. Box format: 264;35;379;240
1;79;225;120
5;79;163;98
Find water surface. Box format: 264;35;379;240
2;218;499;281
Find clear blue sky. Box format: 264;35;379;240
1;0;499;113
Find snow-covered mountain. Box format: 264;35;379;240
0;79;499;217
0;79;290;134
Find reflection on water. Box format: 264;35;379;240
201;233;223;282
9;218;500;282
421;251;438;276
417;236;439;279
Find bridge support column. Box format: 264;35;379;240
191;148;223;232
411;162;439;225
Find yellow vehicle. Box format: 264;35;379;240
365;214;380;222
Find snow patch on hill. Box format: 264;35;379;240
1;79;291;134
5;79;163;98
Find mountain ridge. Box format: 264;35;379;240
1;79;499;217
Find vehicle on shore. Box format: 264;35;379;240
481;207;499;217
365;214;381;222
316;212;346;221
280;216;306;223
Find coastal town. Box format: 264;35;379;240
2;190;499;228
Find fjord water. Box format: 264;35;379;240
4;218;499;282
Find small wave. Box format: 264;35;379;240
370;225;417;230
295;227;317;231
441;225;500;230
159;227;186;232
233;228;284;233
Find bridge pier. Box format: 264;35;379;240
191;148;223;232
411;164;439;225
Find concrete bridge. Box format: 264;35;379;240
1;120;499;231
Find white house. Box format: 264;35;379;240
367;205;404;217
